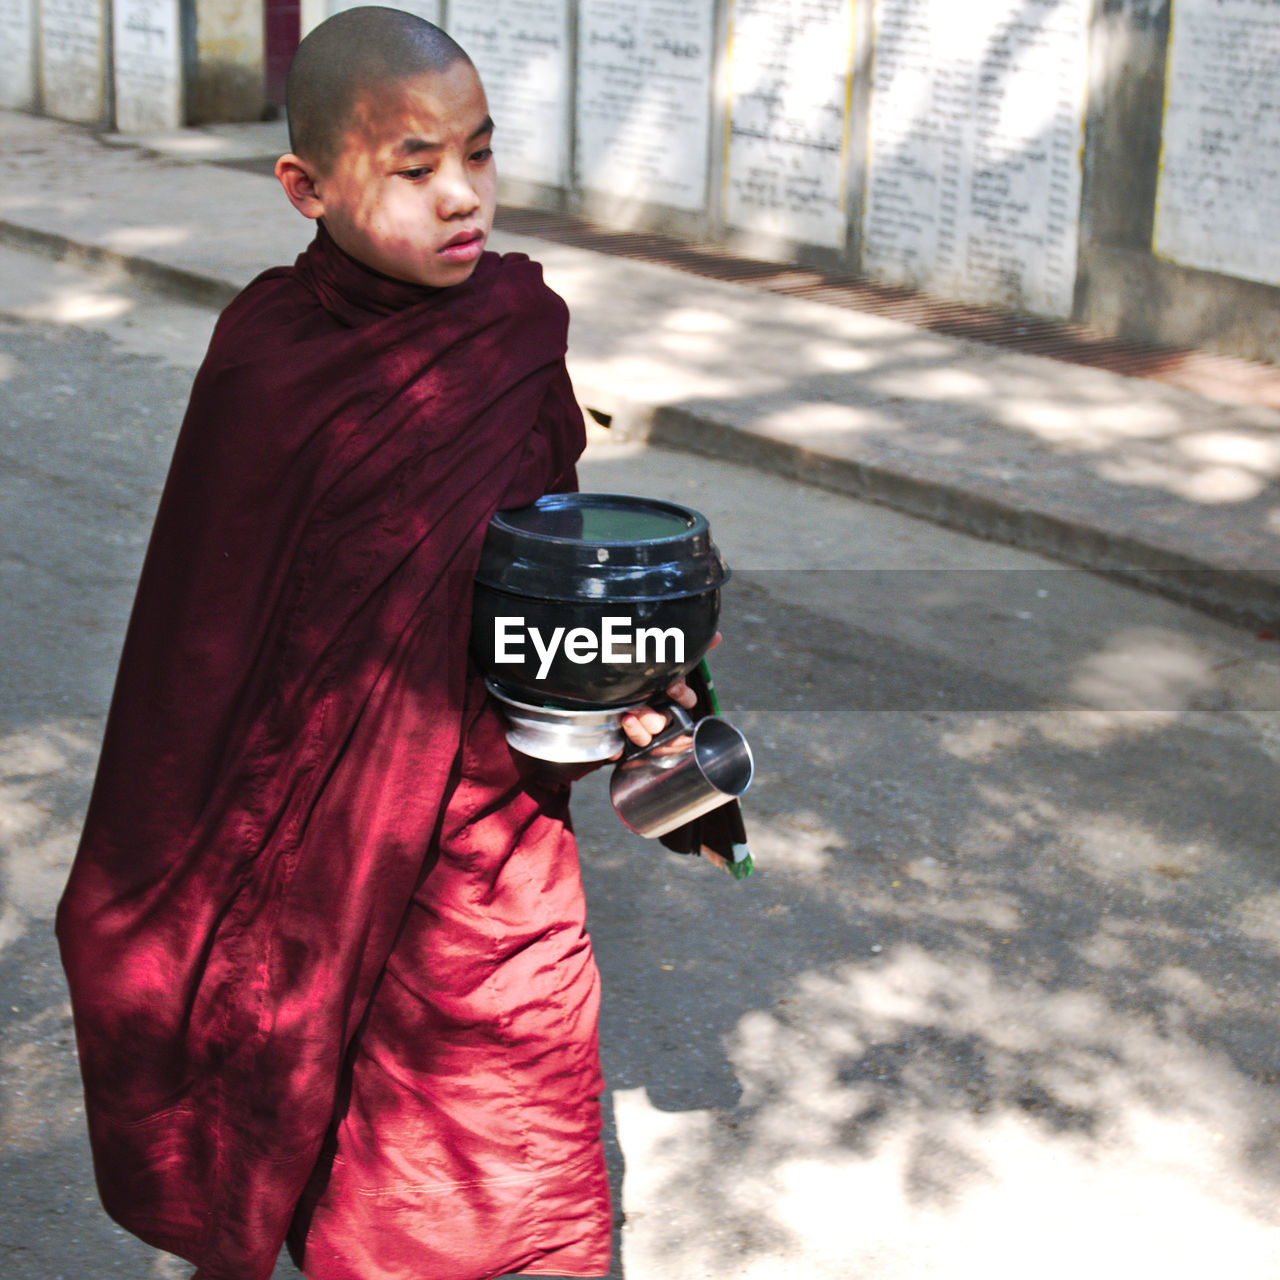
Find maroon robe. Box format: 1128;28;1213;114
56;225;607;1279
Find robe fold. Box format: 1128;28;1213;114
55;224;606;1280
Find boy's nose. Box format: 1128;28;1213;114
437;163;481;218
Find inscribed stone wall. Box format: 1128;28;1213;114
8;0;1280;357
0;0;36;109
863;0;1090;317
1155;0;1280;288
725;0;855;249
113;0;183;131
575;0;715;210
449;0;570;188
40;0;106;121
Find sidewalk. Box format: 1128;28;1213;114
4;109;1280;627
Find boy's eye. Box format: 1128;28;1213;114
470;147;494;163
398;166;433;181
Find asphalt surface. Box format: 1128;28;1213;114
3;243;1280;1278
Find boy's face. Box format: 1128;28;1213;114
301;61;497;289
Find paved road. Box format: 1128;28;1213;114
2;246;1279;1278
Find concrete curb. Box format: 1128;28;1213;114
576;391;1280;632
5;210;1279;631
0;219;241;310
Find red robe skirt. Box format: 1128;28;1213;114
290;676;611;1280
56;225;610;1279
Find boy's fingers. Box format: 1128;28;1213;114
665;679;696;709
620;672;708;747
620;708;664;747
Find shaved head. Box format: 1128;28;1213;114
286;6;472;173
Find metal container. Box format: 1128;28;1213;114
472;492;728;710
609;704;754;838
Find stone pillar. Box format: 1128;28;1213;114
40;0;109;122
192;0;264;122
0;0;38;109
862;0;1091;319
448;0;572;190
724;0;857;251
113;0;184;130
575;0;716;213
1154;0;1280;288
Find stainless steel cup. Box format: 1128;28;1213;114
609;704;754;839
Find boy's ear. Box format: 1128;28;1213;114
275;153;326;220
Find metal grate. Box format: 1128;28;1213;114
494;207;1280;411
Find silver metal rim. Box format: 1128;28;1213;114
485;679;643;763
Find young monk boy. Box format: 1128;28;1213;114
56;8;695;1278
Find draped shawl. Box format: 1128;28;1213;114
55;225;586;1279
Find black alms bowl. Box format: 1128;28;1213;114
471;493;728;708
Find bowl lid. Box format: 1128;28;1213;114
476;492;729;602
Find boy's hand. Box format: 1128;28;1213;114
618;632;721;750
619;678;697;749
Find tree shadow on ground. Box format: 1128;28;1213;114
572;571;1280;1276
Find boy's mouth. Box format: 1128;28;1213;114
438;229;486;263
